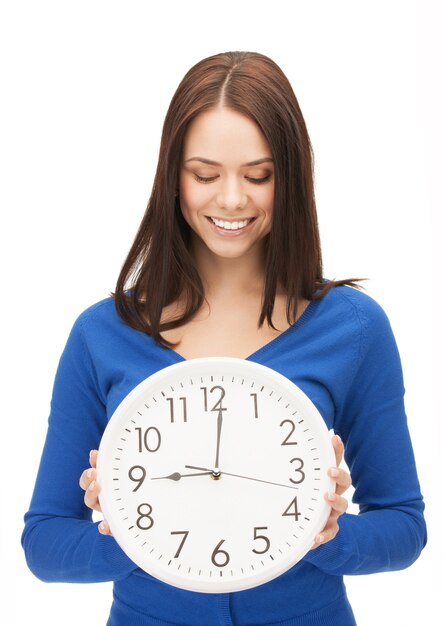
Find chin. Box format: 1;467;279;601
207;240;264;261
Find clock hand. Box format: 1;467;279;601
214;408;223;470
151;471;213;482
185;465;212;472
184;465;298;490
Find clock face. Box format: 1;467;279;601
97;357;335;593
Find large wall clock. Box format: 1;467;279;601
97;357;335;593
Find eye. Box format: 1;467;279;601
247;175;273;185
193;174;273;185
193;174;218;184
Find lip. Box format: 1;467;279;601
207;217;255;222
205;216;256;236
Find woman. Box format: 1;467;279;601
22;51;426;626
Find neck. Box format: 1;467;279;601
190;237;268;301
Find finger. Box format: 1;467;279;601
328;467;352;496
89;449;99;469
79;467;97;491
84;479;102;512
312;519;340;548
325;491;348;515
310;495;347;549
331;434;344;467
309;494;348;550
98;519;113;536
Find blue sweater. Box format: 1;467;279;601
22;285;426;626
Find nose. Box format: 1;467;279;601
216;175;248;211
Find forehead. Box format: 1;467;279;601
182;107;271;164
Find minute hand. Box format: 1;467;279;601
184;465;298;490
214;408;223;469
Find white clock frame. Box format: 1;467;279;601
97;357;336;593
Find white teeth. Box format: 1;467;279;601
210;217;251;230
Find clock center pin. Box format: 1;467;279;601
211;467;222;480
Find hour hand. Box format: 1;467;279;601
151;471;213;481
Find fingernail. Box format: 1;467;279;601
99;521;105;531
336;435;342;444
328;492;336;501
88;480;96;491
317;534;325;543
329;467;339;477
87;468;93;479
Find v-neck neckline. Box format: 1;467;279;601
162;297;319;364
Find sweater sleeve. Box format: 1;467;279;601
21;312;138;583
303;294;427;575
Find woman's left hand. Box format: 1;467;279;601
310;434;351;549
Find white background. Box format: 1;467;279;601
1;1;442;625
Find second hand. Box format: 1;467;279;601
184;465;298;490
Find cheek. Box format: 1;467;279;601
179;180;207;229
178;179;195;227
179;179;209;218
179;176;192;203
260;186;274;219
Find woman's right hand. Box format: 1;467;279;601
79;449;112;536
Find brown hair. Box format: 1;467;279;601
113;51;366;347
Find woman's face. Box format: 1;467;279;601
179;107;275;262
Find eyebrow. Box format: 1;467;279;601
184;157;274;167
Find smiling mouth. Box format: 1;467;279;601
207;217;256;231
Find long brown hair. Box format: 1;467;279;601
113;51;366;347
